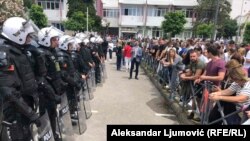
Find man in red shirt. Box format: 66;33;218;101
123;42;132;71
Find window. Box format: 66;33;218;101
147;8;154;16
42;2;46;9
121;7;142;16
51;2;55;9
185;9;194;18
175;8;184;13
125;9;129;15
152;29;163;38
52;23;64;31
154;8;167;17
55;2;59;9
47;2;50;9
37;0;63;10
103;9;119;18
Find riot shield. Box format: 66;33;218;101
57;93;75;141
72;88;87;135
98;64;103;86
0;124;11;141
100;64;105;83
82;81;92;119
31;111;55;141
102;63;107;79
83;96;92;119
87;75;94;100
83;79;90;101
86;71;93;94
0;99;3;135
91;68;96;92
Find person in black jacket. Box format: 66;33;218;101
57;35;82;121
116;40;123;70
102;38;108;60
0;17;41;141
38;26;66;141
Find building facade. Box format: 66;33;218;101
37;0;68;31
102;0;198;39
229;0;250;19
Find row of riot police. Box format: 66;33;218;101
0;17;107;141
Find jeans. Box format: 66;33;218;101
130;58;140;78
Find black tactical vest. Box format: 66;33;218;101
56;50;76;76
38;46;61;80
0;44;21;89
0;43;37;95
25;45;47;77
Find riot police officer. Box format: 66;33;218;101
37;26;66;141
0;17;40;141
79;38;95;74
71;38;89;76
90;37;102;84
57;35;82;120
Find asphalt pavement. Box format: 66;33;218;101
76;56;179;141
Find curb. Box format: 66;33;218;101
141;65;194;125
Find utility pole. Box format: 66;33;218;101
236;0;245;43
213;0;220;41
87;7;89;32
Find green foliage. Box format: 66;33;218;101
0;0;25;24
29;4;48;28
196;23;214;38
66;0;102;32
63;11;87;31
161;12;187;37
23;0;34;9
195;0;231;24
243;23;250;44
194;0;232;38
221;19;237;39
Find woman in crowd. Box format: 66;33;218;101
209;59;250;124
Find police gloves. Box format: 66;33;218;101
54;94;61;104
30;113;41;127
76;82;82;91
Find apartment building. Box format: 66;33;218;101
102;0;198;39
37;0;67;31
36;0;198;39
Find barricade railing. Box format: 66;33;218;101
141;51;247;125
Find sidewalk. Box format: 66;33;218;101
76;58;179;141
141;64;194;125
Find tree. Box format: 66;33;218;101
194;0;232;37
66;0;102;32
29;4;48;28
196;23;214;38
0;0;25;25
161;12;187;37
195;0;231;24
23;0;35;9
243;23;250;44
63;11;89;32
219;19;237;39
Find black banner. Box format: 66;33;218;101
107;125;250;141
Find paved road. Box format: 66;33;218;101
75;57;179;141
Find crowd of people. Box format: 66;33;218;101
1;15;250;141
110;36;250;125
137;37;250;125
